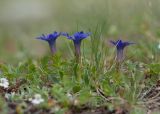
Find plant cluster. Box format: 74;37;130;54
0;30;159;114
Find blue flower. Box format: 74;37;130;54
62;31;91;44
37;31;61;54
110;39;134;62
62;31;91;59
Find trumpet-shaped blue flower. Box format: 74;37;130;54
62;31;91;58
110;39;134;62
37;31;61;54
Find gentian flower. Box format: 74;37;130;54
110;39;134;62
37;31;61;55
62;31;91;59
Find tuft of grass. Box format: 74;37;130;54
0;38;160;113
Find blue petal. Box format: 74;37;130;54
110;40;117;45
36;32;61;42
73;31;91;40
123;42;135;47
62;31;91;43
111;39;134;50
36;34;48;41
62;32;74;40
52;31;61;38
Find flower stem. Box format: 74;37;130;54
49;41;56;55
116;49;124;63
74;43;81;62
115;49;124;72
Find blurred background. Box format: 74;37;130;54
0;0;160;63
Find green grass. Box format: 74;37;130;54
0;30;160;113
